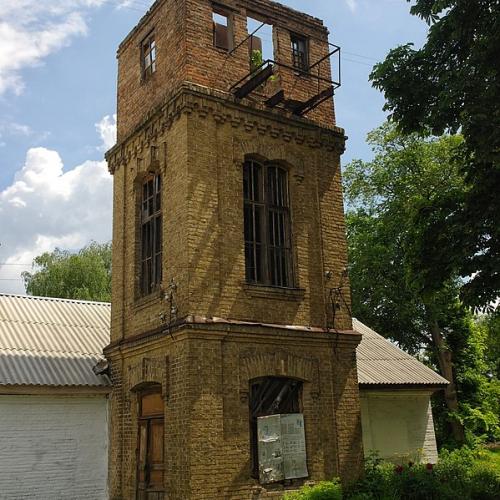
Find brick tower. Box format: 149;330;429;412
105;1;363;498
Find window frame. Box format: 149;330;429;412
212;7;234;51
290;33;309;72
139;172;162;297
243;159;294;288
141;32;157;80
249;376;303;479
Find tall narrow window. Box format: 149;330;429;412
213;9;232;51
137;389;165;500
140;174;162;295
142;33;156;79
244;160;293;287
291;34;308;71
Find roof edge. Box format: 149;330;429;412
359;383;448;391
0;293;111;307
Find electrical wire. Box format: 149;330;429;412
343;50;379;62
0;263;32;266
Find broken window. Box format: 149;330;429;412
142;33;156;79
137;389;164;500
249;377;307;483
247;17;274;72
213;9;232;51
244;160;293;287
291;34;308;71
140;173;162;295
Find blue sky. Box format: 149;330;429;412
0;0;428;293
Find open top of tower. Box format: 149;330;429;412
116;0;341;141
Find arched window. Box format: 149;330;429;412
249;377;303;480
137;388;164;500
243;160;293;287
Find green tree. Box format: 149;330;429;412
370;0;500;310
481;313;500;380
453;316;500;443
345;124;470;443
22;241;112;302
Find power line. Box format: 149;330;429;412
343;57;374;67
0;263;32;266
343;50;379;62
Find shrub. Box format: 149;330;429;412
282;447;499;500
283;480;342;500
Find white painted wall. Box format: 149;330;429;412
360;390;439;464
0;395;108;500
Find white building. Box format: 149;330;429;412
0;294;447;499
0;294;110;500
355;319;448;463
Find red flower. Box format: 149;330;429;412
426;463;434;471
395;465;404;474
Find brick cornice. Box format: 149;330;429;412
106;83;346;174
104;315;361;356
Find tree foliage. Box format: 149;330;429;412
345;124;464;346
370;0;500;309
22;242;112;302
344;124;499;444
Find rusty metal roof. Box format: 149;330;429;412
354;318;448;387
0;294;111;388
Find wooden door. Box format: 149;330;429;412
137;391;165;500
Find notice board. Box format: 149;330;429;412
257;413;308;484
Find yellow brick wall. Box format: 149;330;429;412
106;1;362;498
106;325;363;500
108;85;352;344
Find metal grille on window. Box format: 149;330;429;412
291;35;308;71
249;377;306;483
243;160;292;287
140;174;162;295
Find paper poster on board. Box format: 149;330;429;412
257;413;308;484
281;413;308;479
257;414;284;483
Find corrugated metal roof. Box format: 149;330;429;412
0;294;111;388
0;294;446;388
354;318;448;387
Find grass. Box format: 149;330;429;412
476;447;500;470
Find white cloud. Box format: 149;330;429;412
96;114;117;151
0;124;113;294
345;0;358;12
0;1;157;96
9;123;33;136
0;0;141;96
115;1;153;10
